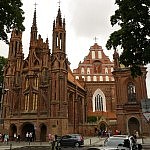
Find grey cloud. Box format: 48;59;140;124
68;0;116;37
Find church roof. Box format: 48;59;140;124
68;67;85;90
88;111;117;120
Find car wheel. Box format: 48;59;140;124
74;142;80;147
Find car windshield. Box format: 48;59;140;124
104;138;125;146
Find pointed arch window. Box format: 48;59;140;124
82;76;85;81
56;34;59;47
127;82;136;102
34;76;39;88
95;94;103;111
98;51;102;59
111;67;114;72
60;33;62;50
100;76;103;81
87;68;90;74
87;76;91;81
106;76;109;81
92;51;95;59
81;67;84;74
93;76;97;81
92;89;106;112
25;78;29;89
75;76;79;80
25;94;29;111
105;67;108;74
33;93;38;110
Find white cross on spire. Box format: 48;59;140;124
57;0;61;7
94;37;98;43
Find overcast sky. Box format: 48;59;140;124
0;0;150;98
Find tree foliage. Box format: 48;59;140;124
87;116;97;123
0;56;7;84
0;0;25;44
106;0;150;76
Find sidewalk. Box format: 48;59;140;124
0;137;104;149
84;136;105;146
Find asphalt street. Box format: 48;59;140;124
0;136;150;150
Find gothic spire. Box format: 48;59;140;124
52;4;66;54
30;6;38;42
33;7;37;27
56;7;62;27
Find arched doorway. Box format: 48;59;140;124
21;122;35;141
99;122;107;136
40;123;47;142
9;124;17;141
99;122;107;131
128;117;140;135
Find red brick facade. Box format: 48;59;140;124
1;7;149;141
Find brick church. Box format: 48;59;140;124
1;6;149;141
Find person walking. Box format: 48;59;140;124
4;133;9;144
17;134;20;142
48;133;55;150
26;132;29;142
13;133;17;141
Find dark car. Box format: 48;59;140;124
58;134;84;147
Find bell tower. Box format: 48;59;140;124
51;6;69;135
112;50;149;135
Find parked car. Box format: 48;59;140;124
104;135;142;150
87;135;142;150
87;147;129;150
58;134;84;147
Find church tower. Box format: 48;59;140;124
112;50;149;135
2;28;24;119
51;7;69;135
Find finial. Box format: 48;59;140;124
57;0;61;7
94;37;98;43
34;2;38;10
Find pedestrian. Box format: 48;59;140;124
48;133;52;144
26;132;29;142
135;131;139;138
29;132;32;142
133;130;137;141
51;134;56;150
17;134;20;143
0;133;2;142
14;133;17;141
4;133;9;144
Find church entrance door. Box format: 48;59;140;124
99;122;107;131
9;124;17;141
21;122;35;141
128;117;140;135
40;123;47;142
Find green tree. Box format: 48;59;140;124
106;0;150;76
0;56;7;84
0;0;25;44
0;56;7;101
87;116;97;123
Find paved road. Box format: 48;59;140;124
8;145;150;150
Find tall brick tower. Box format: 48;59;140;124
2;29;23;119
51;7;69;135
